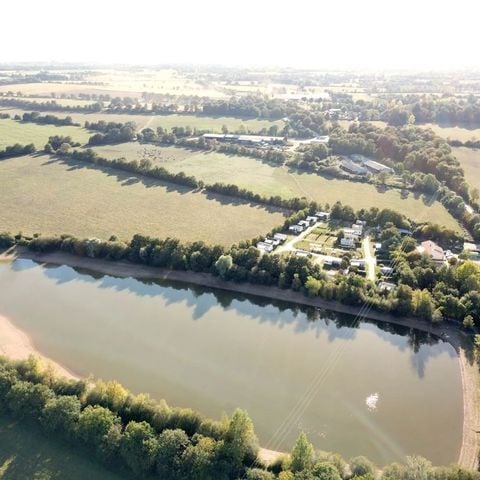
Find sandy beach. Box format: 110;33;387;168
0;314;78;380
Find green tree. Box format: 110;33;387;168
311;462;342;480
77;405;120;447
349;456;376;477
120;421;159;475
215;254;233;278
41;395;81;434
156;429;190;479
290;432;314;472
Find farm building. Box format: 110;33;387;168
202;133;285;146
274;233;288;242
341;238;355;248
306;216;318;224
289;225;304;234
340;159;367;176
417;240;445;264
380;266;394;275
378;281;396;292
316;211;331;221
363;159;394;175
322;255;343;267
257;242;273;252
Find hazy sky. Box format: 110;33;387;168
1;0;479;70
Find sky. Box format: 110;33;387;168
1;0;479;70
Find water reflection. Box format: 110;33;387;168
0;259;463;464
37;258;453;375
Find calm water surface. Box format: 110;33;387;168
0;259;462;465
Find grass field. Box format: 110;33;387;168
452;146;480;191
0;154;286;244
0;118;91;149
0;417;129;480
91;143;462;231
421;123;480;142
0;108;283;133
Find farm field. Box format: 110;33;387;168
421;123;480;142
91;143;462;231
452;146;480;191
0;108;283;133
0;118;91;149
0;154;287;244
0;417;129;480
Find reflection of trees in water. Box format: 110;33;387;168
31;259;455;378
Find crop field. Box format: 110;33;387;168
0;417;129;480
0;118;91;149
421;123;480;142
452;146;480;191
0;154;286;244
0;108;284;133
91;143;462;231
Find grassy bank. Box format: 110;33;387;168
0;417;131;480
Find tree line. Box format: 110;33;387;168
0;142;36;160
0;97;102;112
85;120;137;145
19;111;79;126
1;355;477;480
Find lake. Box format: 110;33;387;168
0;259;463;465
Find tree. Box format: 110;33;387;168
463;315;475;329
290;432;314;473
41;395;81;434
77;405;121;447
224;409;259;469
305;276;322;297
7;381;54;419
311;462;342;480
215;254;233;278
156;429;191;479
349;456;376;477
120;421;159;475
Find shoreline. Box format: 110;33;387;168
1;247;479;469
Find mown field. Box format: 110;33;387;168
92;143;463;231
0;417;129;480
0;118;91;149
0;154;286;244
452;146;480;191
0;108;284;133
421;123;480;142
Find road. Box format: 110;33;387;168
362;235;376;281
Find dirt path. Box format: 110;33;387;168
1;247;479;468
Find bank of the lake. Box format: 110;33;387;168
0;247;477;467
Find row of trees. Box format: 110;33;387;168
0;97;102;112
20;111;79;126
1;356;476;480
0;356;259;479
85;121;137;145
0;142;35;160
22;206;476;325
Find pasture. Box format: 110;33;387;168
0;417;129;480
0;154;286;244
421;123;480;142
452;146;480;191
91;143;463;231
0;118;91;149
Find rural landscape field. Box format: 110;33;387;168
1;1;480;479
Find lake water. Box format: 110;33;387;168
0;259;463;465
